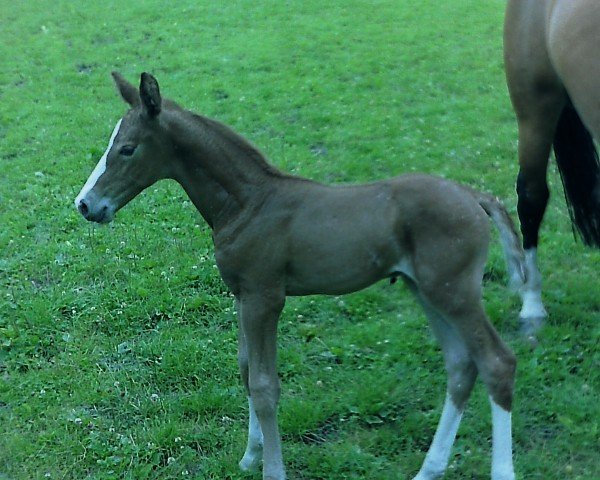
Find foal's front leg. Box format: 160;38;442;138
239;292;286;480
236;298;264;472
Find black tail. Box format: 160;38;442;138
553;103;600;247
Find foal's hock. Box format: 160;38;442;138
75;72;523;480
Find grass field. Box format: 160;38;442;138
1;1;598;479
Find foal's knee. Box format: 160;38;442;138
249;374;281;415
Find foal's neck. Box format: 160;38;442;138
167;110;286;228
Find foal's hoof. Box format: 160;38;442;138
239;451;262;472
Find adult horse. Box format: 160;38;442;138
504;0;600;334
75;72;522;479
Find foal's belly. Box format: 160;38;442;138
284;227;405;296
284;261;388;296
279;182;409;295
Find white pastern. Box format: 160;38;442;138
239;396;264;472
75;118;122;205
490;399;515;480
413;394;463;480
519;248;547;319
520;290;546;319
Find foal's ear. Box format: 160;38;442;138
139;72;162;118
111;71;140;107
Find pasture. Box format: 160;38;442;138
1;1;598;479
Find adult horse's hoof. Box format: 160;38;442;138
519;287;546;342
519;314;544;346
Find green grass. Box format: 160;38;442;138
1;1;598;479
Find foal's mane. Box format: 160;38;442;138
176;105;295;180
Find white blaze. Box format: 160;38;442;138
75;118;122;205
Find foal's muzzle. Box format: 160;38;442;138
75;196;114;224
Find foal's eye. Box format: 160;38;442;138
119;145;137;157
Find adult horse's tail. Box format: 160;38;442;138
553;102;600;247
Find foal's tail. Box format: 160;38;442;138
473;191;526;290
553;102;600;247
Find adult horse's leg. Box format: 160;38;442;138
236;297;264;472
239;291;286;480
505;6;567;335
412;301;477;480
514;103;569;336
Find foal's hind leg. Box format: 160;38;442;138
412;301;477;480
450;307;516;480
414;277;516;479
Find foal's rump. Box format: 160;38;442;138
389;176;525;296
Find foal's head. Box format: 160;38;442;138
75;72;174;223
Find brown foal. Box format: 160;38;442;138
75;72;523;480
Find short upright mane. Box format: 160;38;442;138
188;111;290;179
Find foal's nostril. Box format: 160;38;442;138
78;199;89;216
